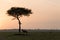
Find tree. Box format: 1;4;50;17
7;7;32;32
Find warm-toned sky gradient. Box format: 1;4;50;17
0;0;60;29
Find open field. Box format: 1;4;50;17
0;32;60;40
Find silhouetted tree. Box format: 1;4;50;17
7;7;32;32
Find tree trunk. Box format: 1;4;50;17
17;16;21;33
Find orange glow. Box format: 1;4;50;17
0;0;60;29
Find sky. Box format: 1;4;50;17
0;0;60;30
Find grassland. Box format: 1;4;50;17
0;32;60;40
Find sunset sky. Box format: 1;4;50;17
0;0;60;30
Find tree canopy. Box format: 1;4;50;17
7;7;32;17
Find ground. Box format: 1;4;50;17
0;32;60;40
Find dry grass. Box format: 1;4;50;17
0;32;60;40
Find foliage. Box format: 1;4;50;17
7;7;32;18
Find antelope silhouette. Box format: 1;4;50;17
22;29;28;33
